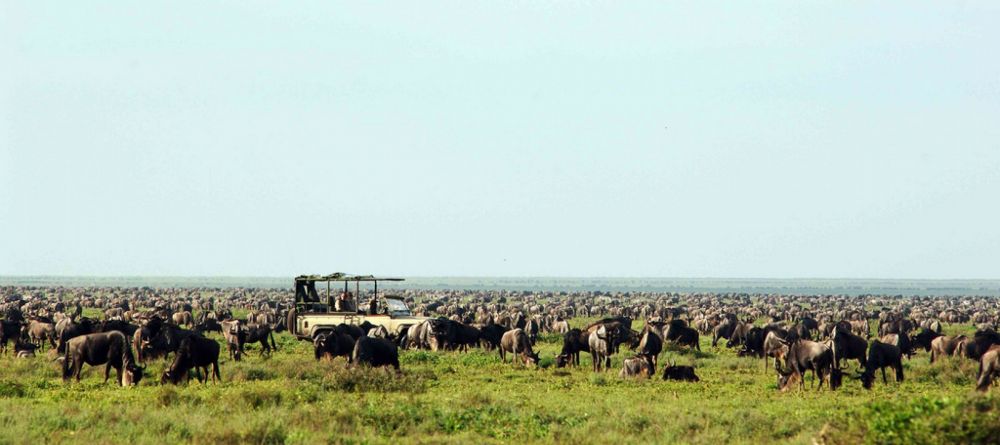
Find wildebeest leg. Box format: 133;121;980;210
105;363;112;383
881;368;888;384
498;348;505;363
591;351;599;372
605;355;611;371
212;361;221;383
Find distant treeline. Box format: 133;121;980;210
2;276;1000;296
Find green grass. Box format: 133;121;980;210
0;322;996;444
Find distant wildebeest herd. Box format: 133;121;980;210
3;285;1000;392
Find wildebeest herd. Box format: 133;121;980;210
3;285;1000;392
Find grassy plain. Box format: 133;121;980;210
0;318;998;444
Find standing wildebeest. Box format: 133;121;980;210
353;336;400;370
172;311;194;328
637;325;663;370
499;328;540;367
477;323;507;351
929;334;966;363
880;332;914;359
975;344;1000;392
525;319;540;346
314;331;354;362
712;315;739;347
161;335;221;384
911;328;942;354
221;319;244;361
241;323;278;357
63;331;144;386
856;340;904;389
775;339;836;391
831;326;867;370
0;320;23;355
25;320;56;352
661;319;701;351
588;325;613;372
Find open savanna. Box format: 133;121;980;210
0;316;998;445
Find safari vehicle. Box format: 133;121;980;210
287;273;429;341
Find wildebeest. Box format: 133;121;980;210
775;339;836;391
352;336;400;370
975;344;1000;392
712;315;739;347
314;331;354;362
499;328;540;367
56;317;96;354
477;323;507;351
588;325;614;372
831;326;867;370
0;320;23;355
619;355;654;378
556;328;587;368
240;323;278;356
880;332;913;359
636;325;663;370
911;328;942;354
929;334;966;363
662;361;700;382
856;340;904;389
63;331;144;386
161;335;221;384
221;319;244;361
24;319;56;352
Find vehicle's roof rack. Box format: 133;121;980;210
294;273;405;283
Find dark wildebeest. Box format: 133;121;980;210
161;335;221;384
478;323;507;351
831;326;867;370
314;331;355;362
14;341;37;358
500;328;540;367
775;339;836;391
662;361;700;382
911;328;942;354
525;319;540;346
661;319;701;351
63;331;144;386
975;344;1000;392
241;323;278;357
352;336;400;370
451;323;481;351
712;315;739;347
637;325;663;371
556;328;587;368
100;320;139;337
856;340;904;389
56;317;96;354
0;320;23;355
619;355;654;378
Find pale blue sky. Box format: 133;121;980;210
2;2;999;278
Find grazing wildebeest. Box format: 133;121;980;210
588;325;613;372
775;339;836;391
352;336;400;370
762;329;790;371
661;361;700;382
56;317;96;354
619;355;654;378
831;326;867;370
314;331;355;362
499;328;540;367
63;331;144;386
975;344;1000;392
856;340;904;389
929;335;966;363
556;328;587;368
161;335;221;384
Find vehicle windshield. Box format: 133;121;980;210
384;298;411;316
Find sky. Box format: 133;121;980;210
2;2;999;278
